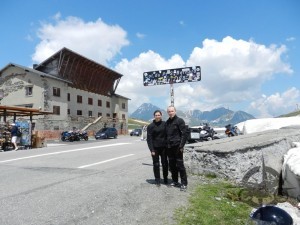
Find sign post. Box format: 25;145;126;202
170;81;174;106
143;66;201;106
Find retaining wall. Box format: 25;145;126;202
184;128;300;194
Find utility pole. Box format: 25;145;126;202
170;82;174;106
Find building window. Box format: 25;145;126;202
88;98;93;105
122;103;126;109
53;87;61;97
67;109;70;115
77;110;82;116
98;99;102;107
77;95;82;103
16;104;33;108
25;86;33;96
67;93;70;101
122;114;126;119
53;106;60;115
98;112;102;117
88;111;93;117
106;113;110;117
54;126;60;130
106;101;110;108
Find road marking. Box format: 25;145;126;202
0;143;131;164
77;154;135;168
47;143;66;147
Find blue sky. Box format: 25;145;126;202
0;0;299;118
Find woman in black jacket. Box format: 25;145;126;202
146;110;168;186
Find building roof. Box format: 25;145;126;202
34;47;123;96
113;93;131;100
0;63;73;84
0;105;53;117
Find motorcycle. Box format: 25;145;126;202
61;131;77;142
186;124;218;143
225;124;239;137
199;125;218;141
75;130;88;141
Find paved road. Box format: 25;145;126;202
0;136;196;225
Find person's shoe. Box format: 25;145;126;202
155;180;161;187
15;148;18;151
164;178;168;185
180;184;187;191
170;182;179;187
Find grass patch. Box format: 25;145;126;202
204;173;217;179
128;118;150;130
173;179;294;225
175;182;252;225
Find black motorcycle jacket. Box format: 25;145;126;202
166;115;187;149
146;120;166;151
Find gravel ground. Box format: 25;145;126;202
72;155;208;225
92;156;218;225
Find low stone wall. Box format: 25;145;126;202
184;128;300;194
34;129;125;141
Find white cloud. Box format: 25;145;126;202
286;37;296;42
114;50;185;112
31;17;297;117
52;12;61;20
249;87;300;118
136;32;145;39
32;15;129;65
115;36;295;115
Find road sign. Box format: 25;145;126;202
143;66;201;86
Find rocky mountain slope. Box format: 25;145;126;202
130;103;255;127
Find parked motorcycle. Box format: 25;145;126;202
75;130;88;141
199;125;218;141
225;124;239;137
61;131;77;142
186;124;218;143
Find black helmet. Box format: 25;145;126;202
250;205;293;225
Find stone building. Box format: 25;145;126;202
0;47;129;138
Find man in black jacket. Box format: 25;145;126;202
166;106;188;191
147;110;169;186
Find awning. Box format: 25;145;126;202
0;105;52;120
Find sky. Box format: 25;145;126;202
0;0;299;118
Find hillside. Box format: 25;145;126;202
128;118;150;130
278;110;300;118
130;103;255;127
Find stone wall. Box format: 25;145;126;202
184;128;300;194
34;115;127;140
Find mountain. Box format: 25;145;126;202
130;103;255;127
201;107;233;121
277;109;300;118
130;103;168;121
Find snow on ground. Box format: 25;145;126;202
283;142;300;177
236;116;300;134
282;142;300;201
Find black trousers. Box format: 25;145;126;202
152;147;168;180
167;146;188;186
